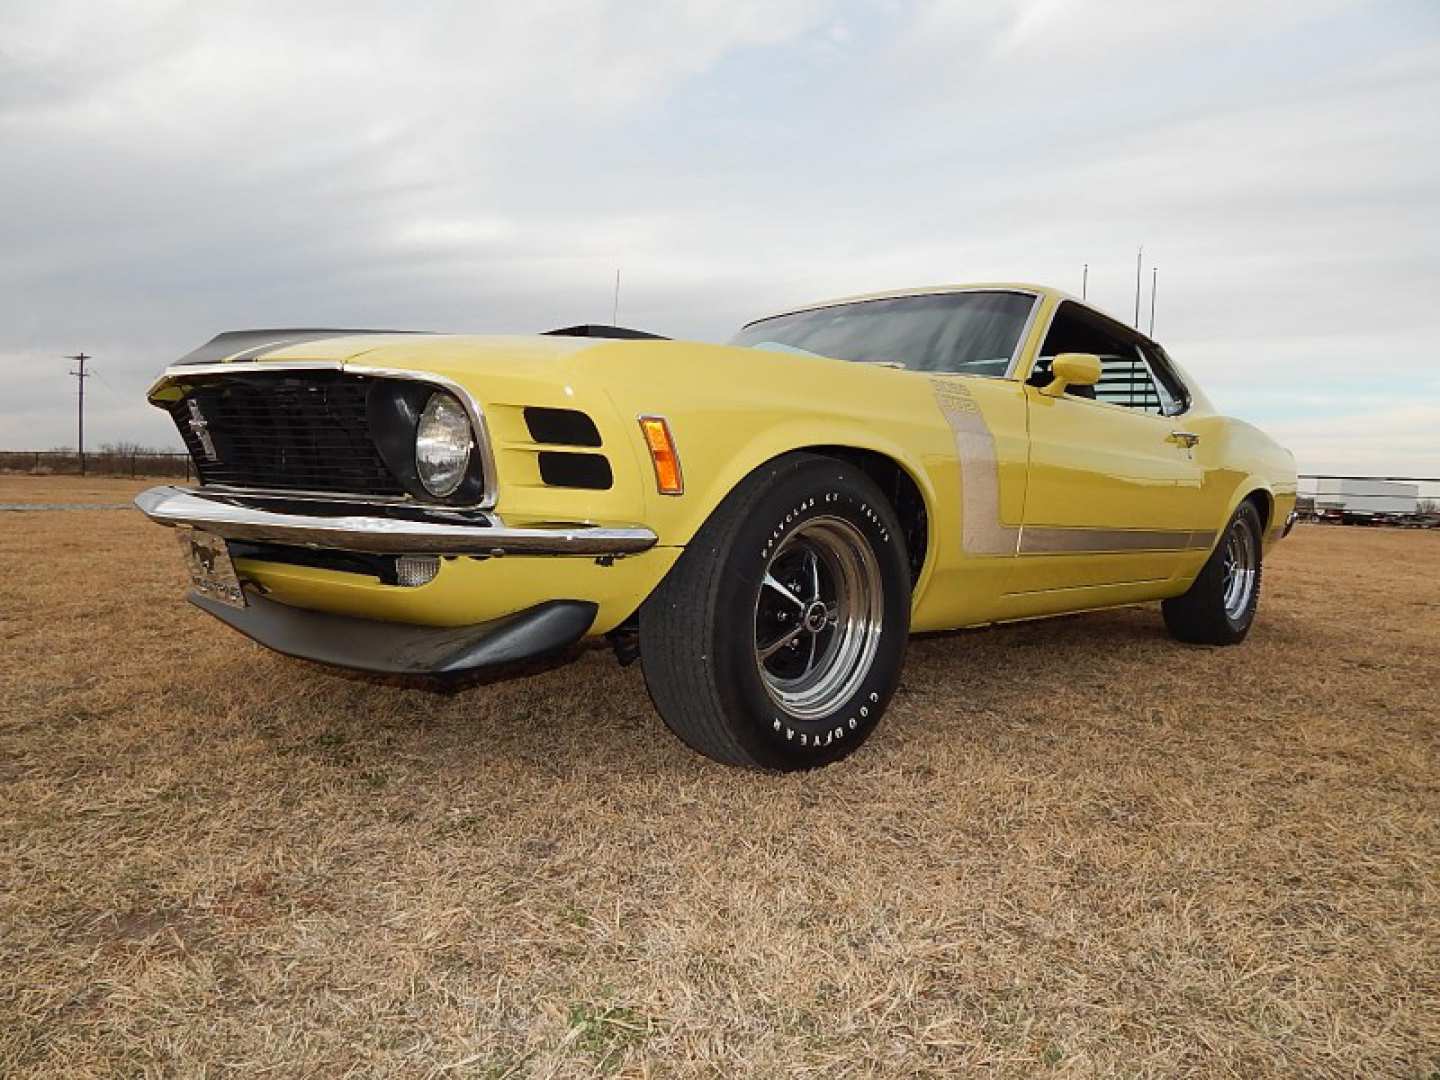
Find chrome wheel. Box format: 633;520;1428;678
753;516;884;721
1221;516;1258;620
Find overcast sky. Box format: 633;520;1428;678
3;0;1438;477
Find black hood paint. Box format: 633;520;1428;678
174;323;668;368
174;328;430;367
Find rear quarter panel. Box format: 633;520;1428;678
1185;411;1298;569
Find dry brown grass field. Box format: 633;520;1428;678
0;474;158;504
2;477;1437;1078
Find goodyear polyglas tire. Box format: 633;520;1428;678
639;452;910;770
1162;500;1264;645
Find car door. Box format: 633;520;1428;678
1011;302;1209;594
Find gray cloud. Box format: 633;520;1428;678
2;0;1438;475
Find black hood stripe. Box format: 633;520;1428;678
174;328;431;367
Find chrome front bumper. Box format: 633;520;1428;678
133;485;658;557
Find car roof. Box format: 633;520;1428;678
741;282;1154;346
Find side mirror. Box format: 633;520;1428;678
1039;352;1102;398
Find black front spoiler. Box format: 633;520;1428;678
189;589;597;677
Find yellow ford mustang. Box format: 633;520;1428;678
136;283;1297;770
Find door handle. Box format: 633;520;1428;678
1167;431;1200;448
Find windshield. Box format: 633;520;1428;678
730;290;1036;377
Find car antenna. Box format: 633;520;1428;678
1133;244;1143;328
612;268;621;326
1149;267;1158;336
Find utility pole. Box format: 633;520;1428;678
65;353;92;475
1082;263;1088;300
1149;267;1158;336
1133;246;1143;328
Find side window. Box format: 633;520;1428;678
1139;343;1190;416
1031;302;1175;415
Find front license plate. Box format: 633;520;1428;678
178;529;247;609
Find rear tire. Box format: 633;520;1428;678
1162;501;1264;645
638;453;910;770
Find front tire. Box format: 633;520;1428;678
638;453;911;770
1162;501;1264;645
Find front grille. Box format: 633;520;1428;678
168;372;404;497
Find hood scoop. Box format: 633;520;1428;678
542;324;667;341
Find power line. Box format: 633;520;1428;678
64;353;92;475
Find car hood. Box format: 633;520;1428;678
172;329;608;367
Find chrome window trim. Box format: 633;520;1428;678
1129;342;1178;416
1137;341;1193;417
1024;298;1193;418
1002;292;1044;380
737;287;1044;382
149;360;499;510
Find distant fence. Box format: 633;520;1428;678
0;450;192;480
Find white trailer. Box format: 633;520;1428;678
1311;478;1419;521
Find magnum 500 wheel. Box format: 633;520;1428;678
638;453;911;770
1162;500;1264;645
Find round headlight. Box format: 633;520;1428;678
414;391;473;497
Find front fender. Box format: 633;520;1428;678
582;341;950;555
672;419;937;542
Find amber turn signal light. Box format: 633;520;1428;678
638;415;684;495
